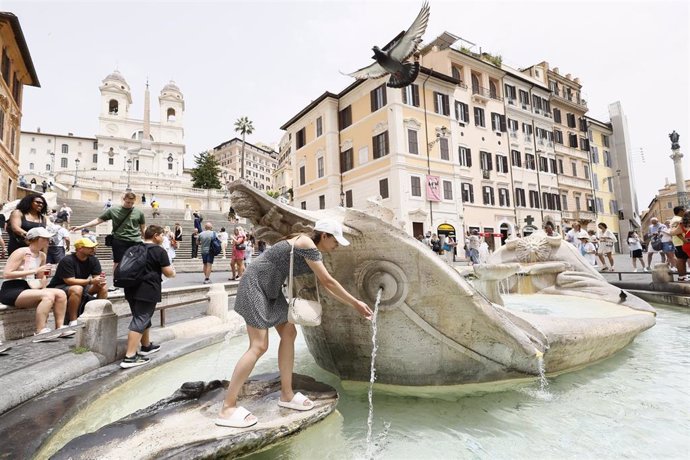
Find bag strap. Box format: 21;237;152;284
111;207;134;235
288;236;319;305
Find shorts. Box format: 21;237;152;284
0;279;30;305
112;238;140;263
675;246;688;260
127;299;156;333
631;249;643;258
662;241;675;253
202;252;215;264
597;244;613;255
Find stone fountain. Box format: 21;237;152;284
228;181;656;386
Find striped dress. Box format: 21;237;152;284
234;239;322;328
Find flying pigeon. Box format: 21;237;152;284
345;1;430;88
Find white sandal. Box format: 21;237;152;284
214;406;258;428
278;392;315;411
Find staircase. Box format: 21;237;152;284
0;197;248;275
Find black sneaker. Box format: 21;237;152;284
120;354;150;369
139;342;160;356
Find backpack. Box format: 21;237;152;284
650;234;663;251
114;243;149;288
57;210;69;220
49;228;63;246
210;232;222;256
431;240;441;253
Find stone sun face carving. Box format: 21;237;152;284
515;233;552;263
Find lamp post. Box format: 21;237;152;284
425;126;450;228
340;190;345;207
72;159;80;187
126;158;132;191
669;131;686;207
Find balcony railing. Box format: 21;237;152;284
575;211;596;221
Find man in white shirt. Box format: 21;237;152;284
646;217;666;269
47;219;70;264
565;222;583;250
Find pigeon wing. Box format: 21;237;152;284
388;1;430;62
345;61;389;80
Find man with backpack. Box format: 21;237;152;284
70;192;146;284
646;217;666;270
47;218;70;264
198;221;220;284
115;225;175;368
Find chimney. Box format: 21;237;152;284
68;132;73;136
37;127;41;133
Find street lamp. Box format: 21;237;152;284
126;158;132;191
427;126;449;150
72;158;80;187
425;125;450;228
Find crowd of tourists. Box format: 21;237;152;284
0;191;373;430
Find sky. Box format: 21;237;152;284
4;0;688;209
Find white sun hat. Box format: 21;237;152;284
314;219;350;246
25;227;54;240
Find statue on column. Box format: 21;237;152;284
669;131;680;150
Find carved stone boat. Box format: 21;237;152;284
229;181;655;386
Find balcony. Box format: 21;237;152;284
575;210;596;221
551;91;588;111
558;174;593;189
472;85;490;104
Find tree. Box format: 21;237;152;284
190;151;222;189
234;116;254;180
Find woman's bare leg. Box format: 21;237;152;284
218;326;268;421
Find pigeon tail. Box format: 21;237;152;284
387;61;419;88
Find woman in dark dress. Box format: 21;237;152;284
7;194;48;255
174;222;183;251
215;219;372;428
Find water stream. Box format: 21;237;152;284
41;304;689;459
365;288;383;459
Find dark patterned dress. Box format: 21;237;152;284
234;239;322;328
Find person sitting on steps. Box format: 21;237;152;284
0;227;74;340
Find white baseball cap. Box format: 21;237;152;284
25;227;54;240
314;218;350;246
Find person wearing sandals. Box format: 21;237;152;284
596;222;617;271
215;219;373;428
0;227;74;340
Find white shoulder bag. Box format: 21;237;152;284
287;238;322;326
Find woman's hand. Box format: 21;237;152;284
353;300;373;320
35;264;51;277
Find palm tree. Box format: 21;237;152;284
234;116;254;180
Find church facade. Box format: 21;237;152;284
18;70;227;211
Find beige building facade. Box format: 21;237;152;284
211;137;277;192
281;31;640;252
0;12;39;202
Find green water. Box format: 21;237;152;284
44;305;690;459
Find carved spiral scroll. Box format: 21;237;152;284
355;260;409;311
